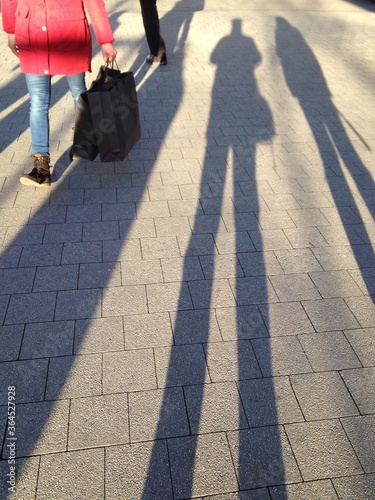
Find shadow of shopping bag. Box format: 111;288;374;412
71;70;141;162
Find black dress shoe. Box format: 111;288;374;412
146;52;167;65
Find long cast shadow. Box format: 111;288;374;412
276;17;374;296
0;2;194;497
142;19;297;499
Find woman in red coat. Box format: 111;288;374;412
2;0;117;186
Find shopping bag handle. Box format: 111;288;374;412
105;60;120;71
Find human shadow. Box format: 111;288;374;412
343;0;375;11
0;2;193;497
142;19;299;499
276;17;374;297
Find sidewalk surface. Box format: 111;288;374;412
0;0;374;498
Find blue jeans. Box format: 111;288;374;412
25;73;86;156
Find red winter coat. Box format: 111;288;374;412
2;0;115;75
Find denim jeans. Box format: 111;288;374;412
25;73;86;156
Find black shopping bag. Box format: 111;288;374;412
71;67;141;162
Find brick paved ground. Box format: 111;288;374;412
0;0;374;498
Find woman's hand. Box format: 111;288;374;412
8;34;19;58
102;43;117;62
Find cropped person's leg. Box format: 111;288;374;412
140;0;167;64
21;74;52;186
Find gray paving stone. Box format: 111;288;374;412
259;302;314;336
341;415;375;473
136;200;170;218
230;276;278;305
102;202;136;221
309;270;364;298
274;248;323;273
0;267;36;295
49;189;84;205
155;344;209;388
3;400;69;458
102;238;142;262
141;236;181;260
19;243;63;267
312;246;359;271
285;420;363;481
147;282;192;313
37;448;104;499
169;308;221;344
349;267;375;296
55;288;102;321
69;393;129;450
340;367;375;414
0;246;22;268
161;255;205;282
66;204;101;223
5;224;46;246
227;427;301;489
214;231;255;255
185;381;247;433
124;312;173;349
345;296;375;328
291;372;359;420
105;441;173;500
287;208;330;228
0;325;23;361
82;221;119;241
237;251;283;276
318;224;364;247
84;188;117;204
5;291;56;325
270;480;339;500
120;218;156;238
344;328;375;367
61;241;102;264
74;316;124;354
302;298;360;332
270;273;321;302
169;432;238;498
0;208;30;228
34;264;79;292
103;349;157;393
121;259;163;286
43;222;82;244
102;285;147;316
216;305;268;340
78;261;121;289
67;174;101;190
177;233;217;259
46;354;102;400
0;456;40;500
20;321;74;359
250;229;292;252
204;340;261;382
333;473;375;500
129;387;189;441
239;377;304;427
252;337;312;376
298;331;362;371
0;359;48;404
283;226;329;249
29;205;67;224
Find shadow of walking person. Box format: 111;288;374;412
142;18;301;499
276;17;375;297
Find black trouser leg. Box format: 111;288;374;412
139;0;166;56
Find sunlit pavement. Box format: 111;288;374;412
0;0;374;498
